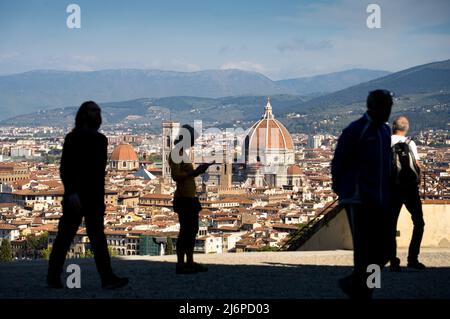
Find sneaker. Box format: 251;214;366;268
101;275;129;289
389;258;402;272
407;261;426;270
47;275;63;289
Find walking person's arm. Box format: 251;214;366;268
331;127;355;197
100;134;108;175
409;140;421;167
60;134;81;211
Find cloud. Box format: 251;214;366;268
269;0;450;78
272;0;365;29
274;0;450;33
145;59;201;72
40;55;98;71
71;55;98;64
184;63;201;72
220;61;266;73
0;52;18;62
218;45;248;54
165;60;202;72
277;39;333;53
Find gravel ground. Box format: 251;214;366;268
0;249;449;299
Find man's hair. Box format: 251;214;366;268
367;89;394;111
392;116;409;133
75;101;100;129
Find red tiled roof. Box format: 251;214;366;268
0;223;18;230
110;143;138;161
141;193;172;199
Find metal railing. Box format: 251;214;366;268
280;169;449;251
421;170;450;200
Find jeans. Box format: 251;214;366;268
391;185;425;263
344;202;391;292
48;200;113;282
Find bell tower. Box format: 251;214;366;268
162;121;180;183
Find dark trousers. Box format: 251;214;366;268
174;197;200;259
344;202;390;291
48;202;113;281
391;185;425;263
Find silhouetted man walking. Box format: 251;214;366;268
390;116;425;271
332;90;394;299
47;101;128;289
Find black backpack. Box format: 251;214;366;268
392;138;420;185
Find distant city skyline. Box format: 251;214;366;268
1;0;450;79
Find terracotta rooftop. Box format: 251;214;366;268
110;143;138;161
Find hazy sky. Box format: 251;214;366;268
0;0;449;79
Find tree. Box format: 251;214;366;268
26;232;48;258
146;153;162;163
108;246;118;257
82;249;94;258
41;247;52;260
166;237;174;255
0;239;13;262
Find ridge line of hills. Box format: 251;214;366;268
1;59;449;134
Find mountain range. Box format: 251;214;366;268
297;59;450;110
1;59;449;134
0;68;389;120
276;69;390;95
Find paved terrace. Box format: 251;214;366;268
1;249;449;299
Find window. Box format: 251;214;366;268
166;136;171;147
123;161;127;167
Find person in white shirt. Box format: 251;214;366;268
391;131;420;164
390;116;426;271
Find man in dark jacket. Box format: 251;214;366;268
331;89;394;299
47;101;128;289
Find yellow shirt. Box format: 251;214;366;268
168;152;196;198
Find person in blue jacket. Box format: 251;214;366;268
331;89;394;299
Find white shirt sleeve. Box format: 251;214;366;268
409;140;420;161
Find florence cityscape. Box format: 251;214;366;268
0;0;449;305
